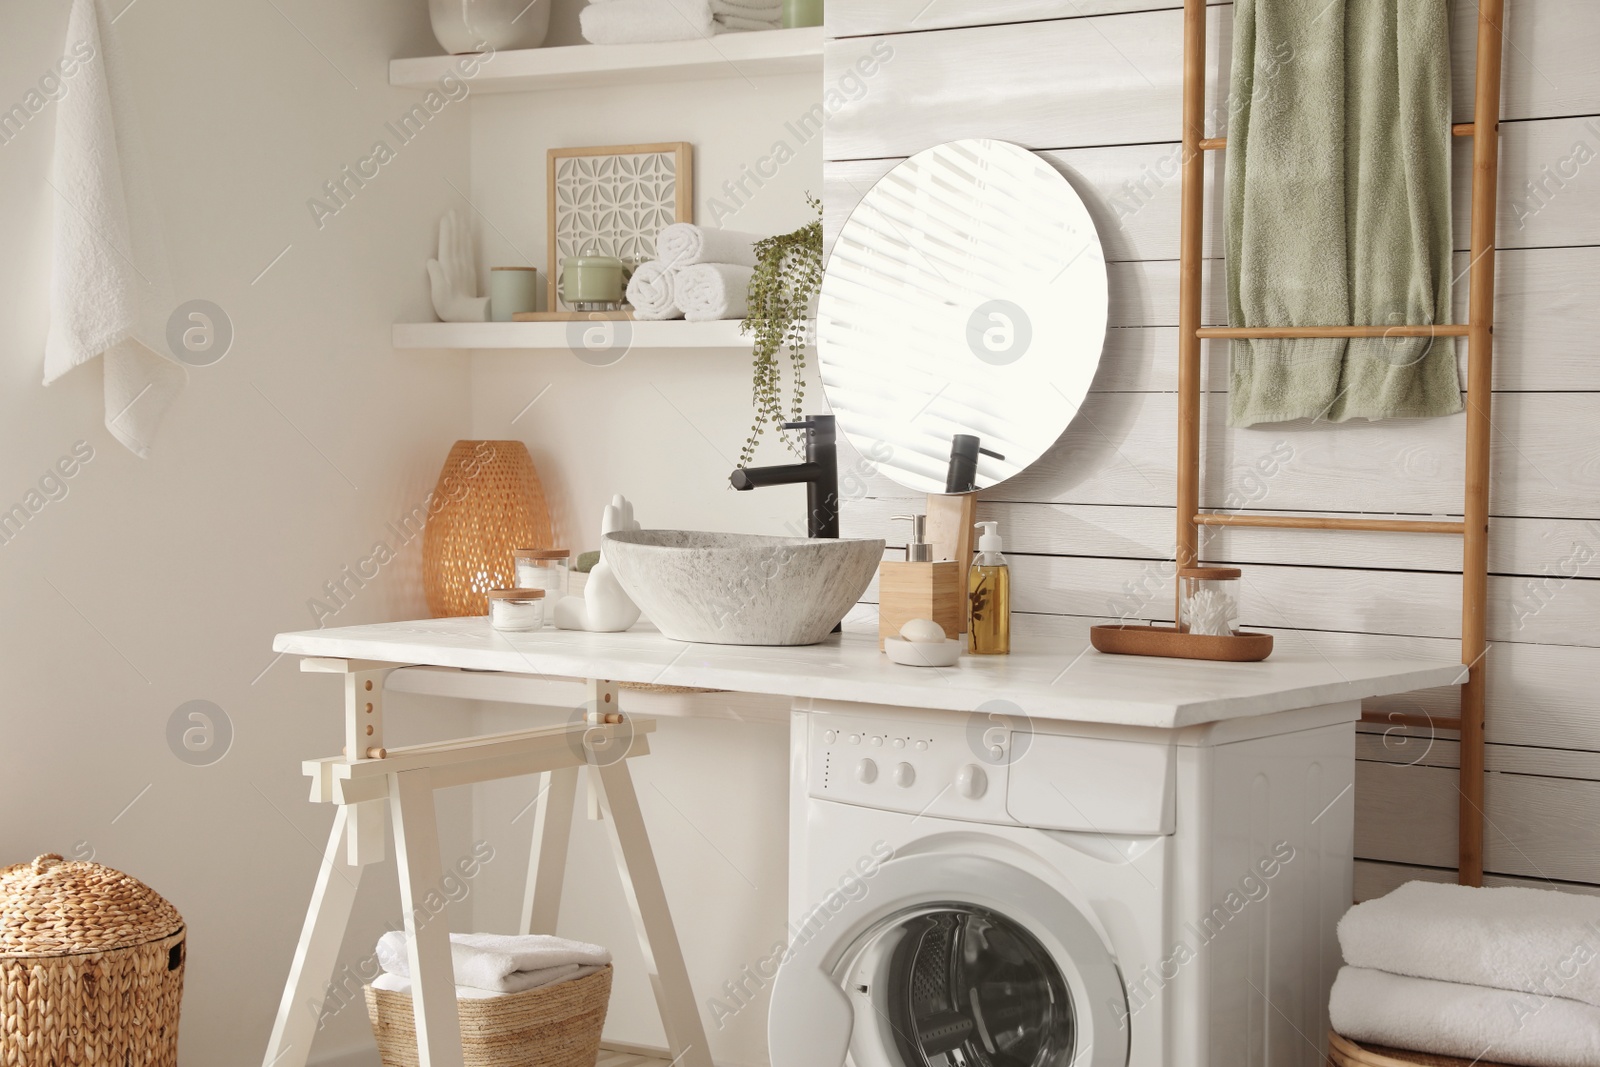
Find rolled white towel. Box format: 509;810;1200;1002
1339;881;1600;1008
714;13;782;31
677;263;753;321
581;0;711;43
377;932;611;993
656;222;762;269
626;260;683;320
1330;967;1600;1067
371;965;603;1000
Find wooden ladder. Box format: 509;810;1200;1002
1174;0;1507;886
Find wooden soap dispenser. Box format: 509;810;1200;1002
878;514;964;649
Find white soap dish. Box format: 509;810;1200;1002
884;636;962;668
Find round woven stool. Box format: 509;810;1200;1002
1329;1031;1517;1067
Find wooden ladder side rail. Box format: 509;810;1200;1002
1175;0;1506;887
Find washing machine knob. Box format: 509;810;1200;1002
955;764;988;799
856;758;878;784
893;762;915;788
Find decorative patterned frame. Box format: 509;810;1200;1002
546;142;694;314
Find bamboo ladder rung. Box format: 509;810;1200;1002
1197;124;1477;151
1197;324;1469;339
1193;513;1466;535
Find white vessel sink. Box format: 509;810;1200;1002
602;530;885;646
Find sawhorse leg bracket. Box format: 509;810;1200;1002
263;664;713;1067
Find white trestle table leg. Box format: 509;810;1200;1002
261;807;364;1067
521;765;578;935
390;768;466;1067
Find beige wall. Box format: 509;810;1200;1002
0;1;479;1063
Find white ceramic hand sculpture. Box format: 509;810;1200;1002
554;494;643;633
427;210;489;323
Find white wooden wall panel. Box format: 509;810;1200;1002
1356;762;1600;884
842;497;1600;579
828;1;1222;38
828;2;1597;158
827;0;1600;888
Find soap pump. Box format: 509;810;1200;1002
878;514;964;650
968;520;1011;655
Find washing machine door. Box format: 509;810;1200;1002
769;853;1128;1067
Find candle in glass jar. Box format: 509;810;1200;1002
513;548;570;601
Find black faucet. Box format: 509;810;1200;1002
729;415;840;539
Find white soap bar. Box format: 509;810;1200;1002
899;618;947;644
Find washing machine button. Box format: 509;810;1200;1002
856;758;878;784
823;730;837;744
915;740;928;751
892;737;905;749
848;734;860;745
869;736;883;747
988;744;1005;761
955;763;988;799
893;762;915;788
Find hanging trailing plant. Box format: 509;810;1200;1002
738;195;823;467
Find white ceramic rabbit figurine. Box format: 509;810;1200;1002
554;494;642;632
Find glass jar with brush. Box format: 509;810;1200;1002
1177;566;1241;637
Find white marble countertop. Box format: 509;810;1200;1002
274;617;1466;729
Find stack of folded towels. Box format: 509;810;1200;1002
627;222;761;322
373;931;611;999
1331;881;1600;1067
581;0;781;45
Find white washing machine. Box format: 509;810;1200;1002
769;699;1361;1067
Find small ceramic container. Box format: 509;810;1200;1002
487;588;547;631
490;267;540;321
560;253;626;310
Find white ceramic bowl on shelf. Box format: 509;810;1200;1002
430;0;551;54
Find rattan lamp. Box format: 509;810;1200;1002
422;440;554;617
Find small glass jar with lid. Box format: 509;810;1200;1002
514;548;570;600
1178;566;1241;637
487;588;546;632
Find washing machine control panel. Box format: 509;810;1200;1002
810;712;1017;824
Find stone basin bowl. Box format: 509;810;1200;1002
602;530;886;646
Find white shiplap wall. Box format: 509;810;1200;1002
825;0;1600;893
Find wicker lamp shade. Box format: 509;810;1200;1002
422;440;554;617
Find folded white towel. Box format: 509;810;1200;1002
1340;881;1600;1008
371;965;603;1000
376;932;611;994
656;223;762;269
677;262;753;321
45;0;186;458
581;0;712;43
625;260;682;320
713;12;781;30
711;0;781;12
1330;967;1600;1067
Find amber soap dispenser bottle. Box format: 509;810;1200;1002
968;521;1011;654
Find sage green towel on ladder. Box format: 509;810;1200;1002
1226;0;1462;427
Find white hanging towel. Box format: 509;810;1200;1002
44;0;185;458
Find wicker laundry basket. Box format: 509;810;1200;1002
1329;1030;1518;1067
0;853;186;1067
366;965;612;1067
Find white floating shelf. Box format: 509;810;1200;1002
393;319;750;351
390;27;824;93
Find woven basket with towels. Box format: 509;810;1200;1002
365;931;614;1067
366;965;611;1067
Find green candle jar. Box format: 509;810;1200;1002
560;252;626;311
782;0;823;28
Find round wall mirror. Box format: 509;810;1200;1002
818;139;1108;495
